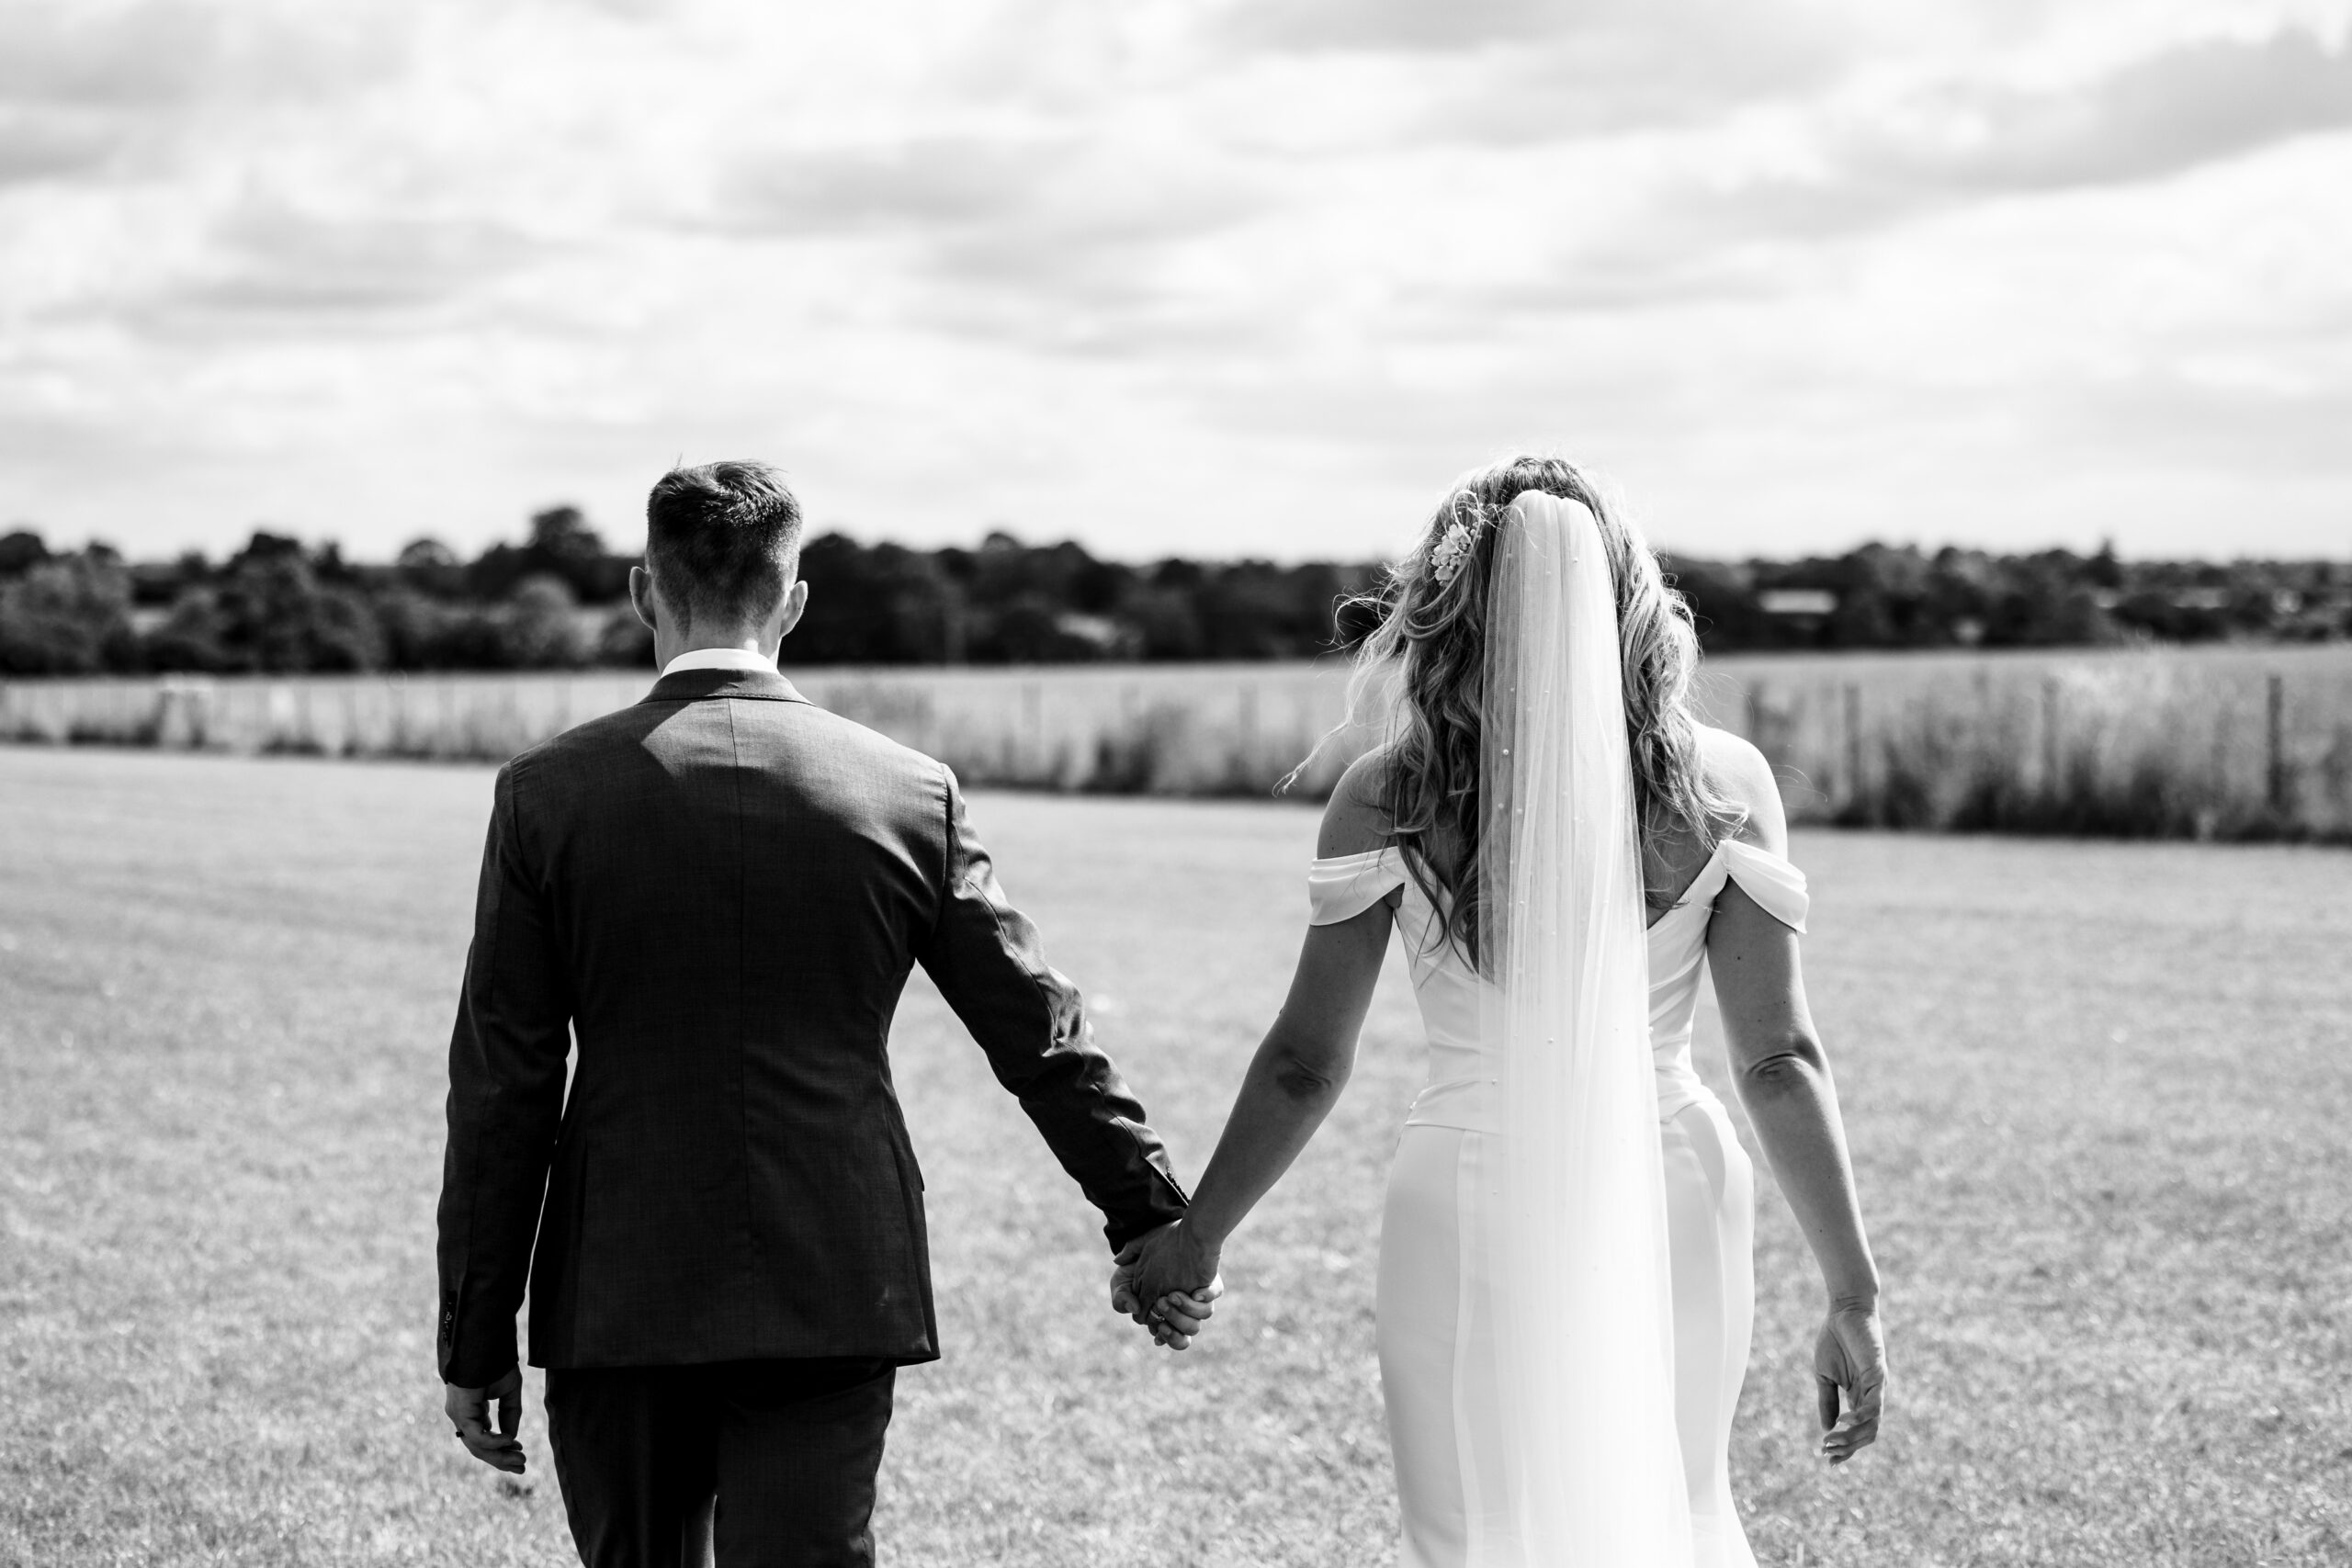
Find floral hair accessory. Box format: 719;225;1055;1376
1430;517;1479;585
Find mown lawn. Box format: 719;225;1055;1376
1;746;2346;1566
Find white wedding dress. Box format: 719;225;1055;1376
1308;835;1808;1568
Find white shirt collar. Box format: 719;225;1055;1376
662;647;780;679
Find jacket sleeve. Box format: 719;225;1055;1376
434;761;572;1385
914;768;1189;1252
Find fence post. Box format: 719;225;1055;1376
2267;672;2287;816
1023;680;1044;779
2041;677;2062;795
1843;683;1862;815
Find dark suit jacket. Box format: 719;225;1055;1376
434;665;1188;1386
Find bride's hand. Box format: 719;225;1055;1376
1142;1278;1223;1349
1813;1300;1886;1464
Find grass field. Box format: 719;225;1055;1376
2;748;2349;1567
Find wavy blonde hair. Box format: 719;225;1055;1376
1341;455;1735;969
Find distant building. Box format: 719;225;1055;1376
2091;586;2232;612
1052;611;1136;657
1758;588;1838;618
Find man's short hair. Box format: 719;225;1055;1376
644;461;804;626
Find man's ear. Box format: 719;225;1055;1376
628;565;659;633
776;578;811;640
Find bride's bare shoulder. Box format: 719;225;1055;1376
1317;749;1395;859
1694;725;1788;854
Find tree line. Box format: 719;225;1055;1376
1;507;2346;677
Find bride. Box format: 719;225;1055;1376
1117;457;1886;1565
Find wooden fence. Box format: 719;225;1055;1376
6;644;2351;838
0;664;1375;798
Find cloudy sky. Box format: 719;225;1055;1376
2;0;2347;564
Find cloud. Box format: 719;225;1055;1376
1474;23;2352;316
0;1;410;190
2068;369;2352;478
729;138;1057;234
1219;0;1855;141
1769;25;2352;231
729;131;1262;250
0;1;406;112
0;0;232;107
1224;0;1579;54
1855;26;2352;197
0;107;122;185
0;1;230;186
164;204;539;321
724;130;1270;354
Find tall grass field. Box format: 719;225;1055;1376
2;748;2348;1566
5;642;2352;838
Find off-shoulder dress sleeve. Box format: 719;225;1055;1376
1308;847;1408;926
1721;840;1809;933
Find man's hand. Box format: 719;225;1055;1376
1111;1221;1224;1350
445;1366;526;1473
1109;1258;1222;1349
1814;1301;1886;1465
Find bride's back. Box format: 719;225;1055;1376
1337;722;1770;935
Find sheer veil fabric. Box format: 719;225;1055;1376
1474;493;1693;1562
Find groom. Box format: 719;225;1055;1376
435;460;1193;1566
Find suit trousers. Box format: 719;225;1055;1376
545;1359;897;1568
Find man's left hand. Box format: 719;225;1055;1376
1112;1221;1224;1348
445;1366;526;1473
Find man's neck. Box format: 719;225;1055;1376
654;630;779;669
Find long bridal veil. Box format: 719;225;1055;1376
1476;491;1692;1562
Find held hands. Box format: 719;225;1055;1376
445;1366;526;1473
1814;1300;1886;1465
1109;1220;1225;1350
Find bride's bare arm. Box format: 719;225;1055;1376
1120;776;1395;1315
1704;736;1885;1461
